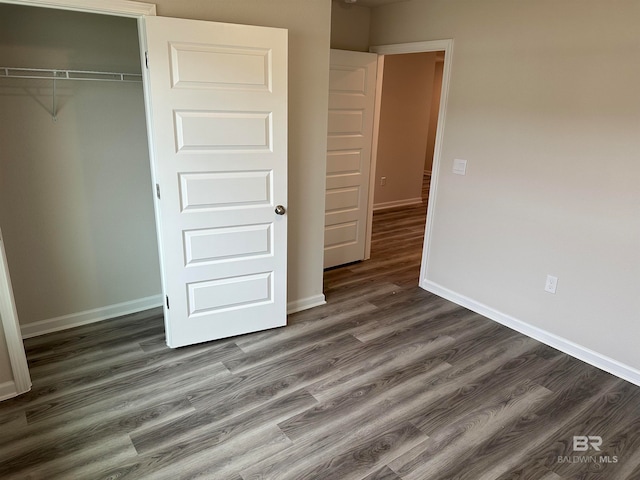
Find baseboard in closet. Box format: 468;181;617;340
20;294;163;339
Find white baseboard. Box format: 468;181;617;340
0;380;17;401
373;197;423;212
288;294;326;314
421;279;640;388
21;294;163;339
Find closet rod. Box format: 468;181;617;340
0;67;142;82
1;67;143;122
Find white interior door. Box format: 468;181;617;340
143;16;288;348
324;49;377;269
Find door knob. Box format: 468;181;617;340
275;205;286;215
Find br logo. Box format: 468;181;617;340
573;436;602;452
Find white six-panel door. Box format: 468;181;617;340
143;17;288;347
324;50;377;269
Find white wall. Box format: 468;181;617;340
0;5;161;330
152;0;331;310
371;0;640;372
330;0;371;52
374;52;436;209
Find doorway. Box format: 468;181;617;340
0;2;159;398
0;3;162;337
324;41;452;297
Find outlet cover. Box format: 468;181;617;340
545;275;558;294
453;159;467;175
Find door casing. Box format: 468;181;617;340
369;40;454;289
0;227;30;398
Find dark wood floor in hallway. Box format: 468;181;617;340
1;189;640;479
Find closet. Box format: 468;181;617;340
0;4;162;337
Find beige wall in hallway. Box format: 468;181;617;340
374;52;436;209
424;57;444;174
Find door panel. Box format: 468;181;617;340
143;17;287;347
174;111;272;152
324;50;377;268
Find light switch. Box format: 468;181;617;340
453;159;467;175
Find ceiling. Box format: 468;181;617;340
343;0;410;8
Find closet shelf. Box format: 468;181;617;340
1;67;142;122
0;67;142;82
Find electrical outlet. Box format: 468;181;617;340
380;176;387;186
544;275;558;294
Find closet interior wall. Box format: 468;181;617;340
0;4;161;338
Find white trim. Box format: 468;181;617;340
21;295;163;338
364;55;385;261
0;380;18;401
373;197;423;212
287;294;326;315
418;40;454;286
421;279;640;388
370;40;452;55
0;229;31;396
0;0;156;16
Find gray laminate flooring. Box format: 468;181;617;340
1;191;639;479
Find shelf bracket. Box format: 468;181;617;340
52;76;57;122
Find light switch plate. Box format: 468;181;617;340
453;159;467;175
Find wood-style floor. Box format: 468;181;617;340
2;175;640;479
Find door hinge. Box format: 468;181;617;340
165;295;170;309
145;51;149;69
156;184;161;199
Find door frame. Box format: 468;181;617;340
368;40;454;287
0;0;157;399
0;0;155;16
0;228;30;398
